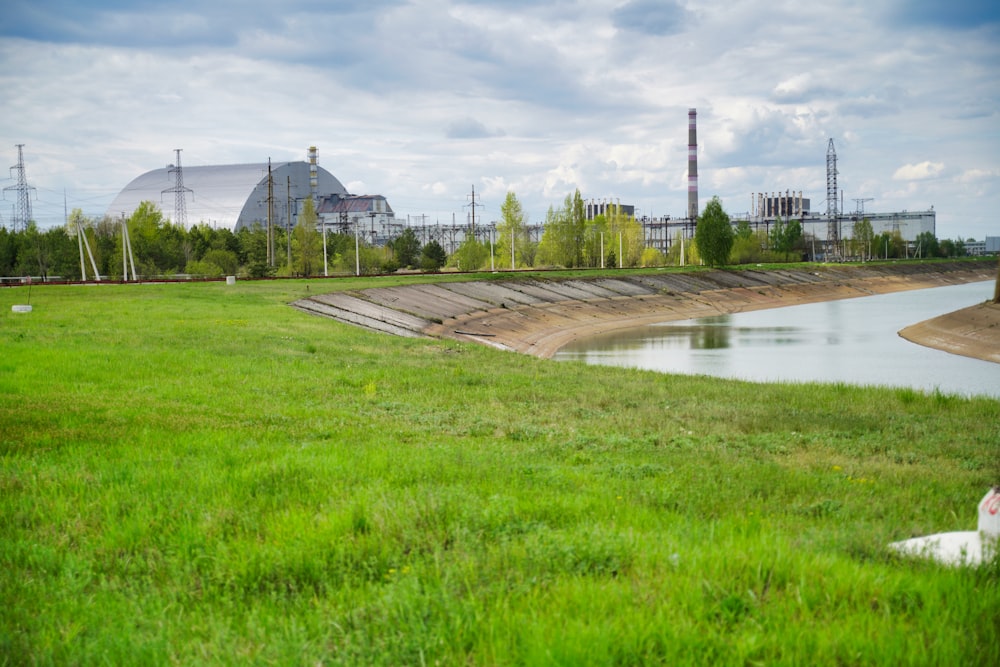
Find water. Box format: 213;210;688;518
555;281;1000;398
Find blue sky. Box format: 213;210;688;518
1;0;998;239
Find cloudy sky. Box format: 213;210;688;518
1;0;998;240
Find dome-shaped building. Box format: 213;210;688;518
106;157;348;232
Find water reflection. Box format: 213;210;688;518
660;316;734;349
556;281;999;398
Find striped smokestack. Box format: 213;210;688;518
308;146;318;198
687;108;698;220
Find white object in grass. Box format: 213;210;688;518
889;488;1000;566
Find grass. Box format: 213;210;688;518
2;273;999;665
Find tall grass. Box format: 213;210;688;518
2;277;998;665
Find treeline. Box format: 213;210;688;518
692;196;971;266
0;200;451;281
0;193;973;281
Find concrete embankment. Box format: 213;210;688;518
899;301;1000;364
293;262;997;360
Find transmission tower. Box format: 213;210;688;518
4;144;35;231
826;139;839;257
163;149;193;228
853;198;873;216
465;184;483;239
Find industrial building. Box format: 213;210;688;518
105;148;351;232
585;200;636;220
317;194;401;245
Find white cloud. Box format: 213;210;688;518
957;168;999;183
893;162;946;181
0;0;998;240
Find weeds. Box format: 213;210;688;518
1;277;998;665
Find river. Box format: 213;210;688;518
555;281;999;398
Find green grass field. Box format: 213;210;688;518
2;273;998;665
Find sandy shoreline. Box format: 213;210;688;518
294;261;998;363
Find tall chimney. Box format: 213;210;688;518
308;146;318;198
688;108;698;220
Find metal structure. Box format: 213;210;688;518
688;108;698;220
4;144;35;231
163;149;193;228
107;157;348;232
466;184;483;236
853;198;873;216
826;138;839;255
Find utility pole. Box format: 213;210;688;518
266;160;274;266
286;175;292;271
465;185;483;238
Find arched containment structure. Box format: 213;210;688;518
106;161;348;231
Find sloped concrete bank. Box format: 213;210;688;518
293;262;996;359
899;301;1000;364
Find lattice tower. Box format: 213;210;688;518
4;144;35;231
163;149;193;228
826;139;839;253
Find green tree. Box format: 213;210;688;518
914;231;939;259
640;246;665;267
237;224;272;277
694;197;734;266
769;217;803;262
16;222;52;279
665;230;699;266
390;227;421;269
420;240;447;271
582;214;609;267
45;226;78;279
735;219;753;241
92;216;119;277
537;190;586;268
873;230;906;259
731;229;767;265
0;226;17;276
199;249;239;275
605;206;644;268
450;236;489;271
496;191;530;269
187;224;213;262
852;218;875;261
121;201;188;276
293;198;321;276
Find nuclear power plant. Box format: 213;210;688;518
619;111;935;260
94;108;937;261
